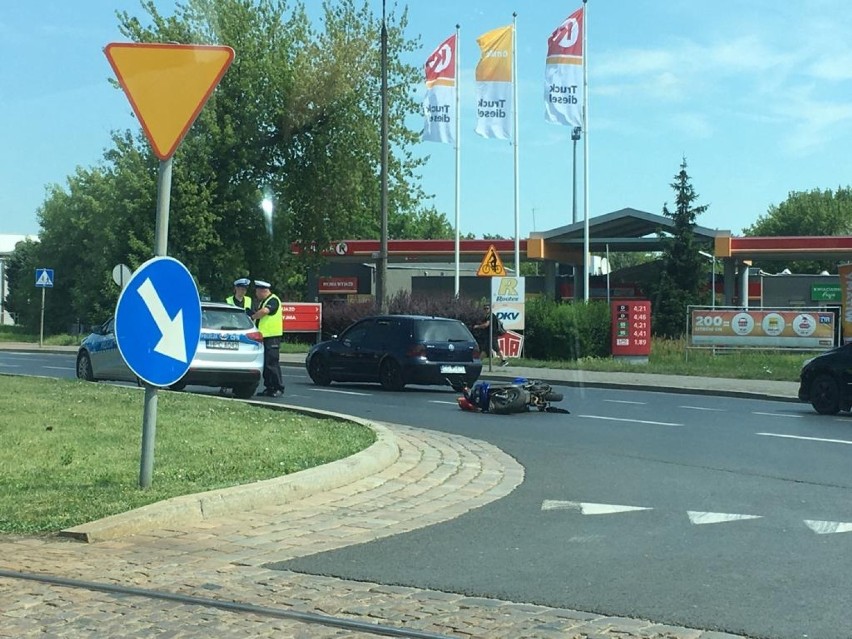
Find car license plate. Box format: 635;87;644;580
441;365;465;374
207;340;238;350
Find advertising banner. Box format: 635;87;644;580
839;263;852;343
690;309;836;348
475;25;513;140
491;276;525;331
422;33;457;144
544;6;583;127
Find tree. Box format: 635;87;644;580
743;187;852;274
652;158;710;338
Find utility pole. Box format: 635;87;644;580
377;0;389;313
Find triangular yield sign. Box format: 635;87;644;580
104;43;235;160
476;244;506;277
687;511;762;525
804;520;852;534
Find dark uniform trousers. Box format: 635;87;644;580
263;336;284;392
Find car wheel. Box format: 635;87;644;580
810;374;841;415
308;356;333;386
232;381;259;399
76;352;94;381
379;358;405;391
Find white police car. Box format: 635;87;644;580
76;302;264;398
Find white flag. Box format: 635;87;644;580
422;34;457;144
475;25;513;140
544;7;583;127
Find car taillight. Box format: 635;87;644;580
407;344;427;358
472;347;481;360
247;331;264;343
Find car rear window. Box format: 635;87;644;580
414;319;473;342
202;307;255;331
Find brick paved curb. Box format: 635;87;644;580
60;404;399;543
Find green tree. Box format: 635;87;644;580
652;158;710;338
743;186;852;274
4;239;42;330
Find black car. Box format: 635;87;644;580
798;343;852;414
305;315;482;391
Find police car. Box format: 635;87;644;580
76;302;264;398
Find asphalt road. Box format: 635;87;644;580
4;350;852;639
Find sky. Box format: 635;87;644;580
2;1;851;242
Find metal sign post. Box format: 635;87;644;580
105;43;233;489
34;268;54;347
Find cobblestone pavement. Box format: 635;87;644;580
0;423;747;639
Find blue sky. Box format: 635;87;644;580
3;1;851;241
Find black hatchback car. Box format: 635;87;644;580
798;343;852;414
305;315;482;391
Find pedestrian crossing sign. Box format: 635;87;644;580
35;268;54;288
476;245;506;277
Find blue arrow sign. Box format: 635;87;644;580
115;256;201;387
35;268;54;288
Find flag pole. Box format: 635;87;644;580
582;0;590;302
512;12;520;274
454;24;461;297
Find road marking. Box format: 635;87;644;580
603;399;645;405
687;511;762;525
804;520;852;535
757;432;852;446
541;500;652;515
44;366;74;371
679;405;725;411
752;412;801;418
310;388;372;396
577;415;682;426
429;400;460;405
0;363;20;367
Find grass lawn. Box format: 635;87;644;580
0;376;375;535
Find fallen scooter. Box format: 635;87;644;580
457;378;569;414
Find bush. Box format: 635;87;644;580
525;298;610;360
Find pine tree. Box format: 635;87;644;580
653;158;709;338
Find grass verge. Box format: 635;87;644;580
0;376;375;535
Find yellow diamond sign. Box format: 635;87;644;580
104;43;235;160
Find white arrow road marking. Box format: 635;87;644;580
687;511;762;525
137;278;187;363
577;415;682;426
757;432;852;446
804;520;852;535
541;500;652;515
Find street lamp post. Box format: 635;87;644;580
571;126;582;300
699;250;716;309
377;0;389;314
571;126;581;224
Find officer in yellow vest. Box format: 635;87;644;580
251;279;284;397
226;277;253;313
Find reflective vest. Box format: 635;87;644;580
226;294;252;310
257;293;283;338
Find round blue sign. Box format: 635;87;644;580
115;256;201;386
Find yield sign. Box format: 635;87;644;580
104;43;235;160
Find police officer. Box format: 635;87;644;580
251;280;285;397
226;277;253;313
